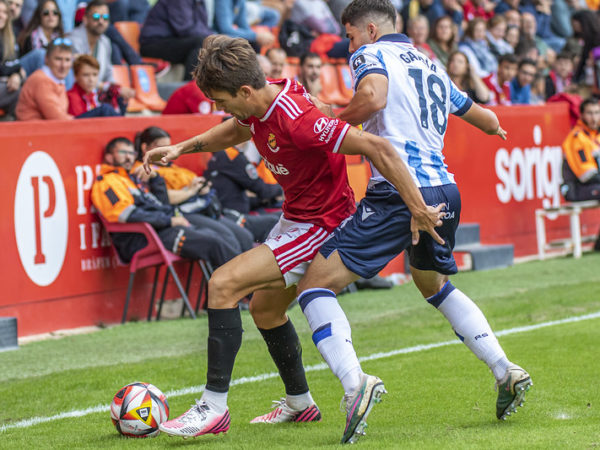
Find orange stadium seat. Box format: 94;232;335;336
130;65;167;112
318;63;349;106
113;21;140;53
112;65;146;113
281;56;300;79
336;63;354;102
98;215;211;322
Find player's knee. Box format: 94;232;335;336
249;301;284;328
207;268;240;308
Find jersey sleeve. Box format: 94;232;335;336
349;46;388;91
289;105;351;154
447;76;473;116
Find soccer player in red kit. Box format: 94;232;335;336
143;35;444;440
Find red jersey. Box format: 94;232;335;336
483;73;511;106
238;79;356;231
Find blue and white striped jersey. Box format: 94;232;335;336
349;34;473;188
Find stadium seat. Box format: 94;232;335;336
130;65;167;112
112;65;146;113
113;21;140;53
335;63;354;102
98;215;211;323
318;63;349;106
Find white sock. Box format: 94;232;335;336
428;282;510;380
286;392;315;410
201;389;228;414
298;288;363;395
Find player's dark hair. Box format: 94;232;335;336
193;35;266;97
105;137;134;154
341;0;396;28
134;126;170;158
300;52;321;66
580;97;599;115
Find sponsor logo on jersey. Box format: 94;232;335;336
313;117;329;134
361;206;375;221
267;133;279;153
352;55;366;70
250;123;255;135
262;157;289;176
314;118;340;144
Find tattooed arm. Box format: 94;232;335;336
143;119;252;171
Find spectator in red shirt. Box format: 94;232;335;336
67;54;126;117
483;53;518;105
462;0;495;21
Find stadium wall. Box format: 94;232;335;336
2;104;599;337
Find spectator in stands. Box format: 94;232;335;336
544;51;574;99
290;0;341;35
140;0;213;81
427;15;458;68
17;0;63;56
266;47;286;78
407;15;436;61
561;98;600;250
520;11;555;66
439;0;464;27
505;23;520;51
297;51;322;96
483;52;518;105
571;10;600;91
529;70;547;104
487;14;514;58
68;1;114;85
55;0;79;33
135;126;255;251
0;0;24;118
107;0;150;23
447;50;490;103
520;0;565;53
8;0;23;36
458;18;498;78
462;0;495;21
510;57;537;104
243;0;280;28
67;54;126;117
162;80;214;115
16;38;74;120
92;137;239;267
212;0;276;50
503;8;521;27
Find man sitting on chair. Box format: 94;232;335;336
561;97;600;250
91;137;239;267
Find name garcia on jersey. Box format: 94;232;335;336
398;50;438;72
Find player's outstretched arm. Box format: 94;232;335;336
143;119;252;173
461;103;507;140
340;127;445;245
337;74;389;127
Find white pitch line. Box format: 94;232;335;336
2;310;599;433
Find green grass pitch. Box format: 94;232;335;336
1;253;600;448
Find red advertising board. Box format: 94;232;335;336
1;105;598;336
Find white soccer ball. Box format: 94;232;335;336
110;382;169;438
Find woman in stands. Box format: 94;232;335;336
447;50;490;104
135;126;256;253
427;15;458;68
17;0;63;56
0;0;25;118
458;17;498;78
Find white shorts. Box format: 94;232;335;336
264;217;331;287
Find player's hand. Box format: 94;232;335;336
143;145;180;174
170;216;190;227
495;125;507;141
410;203;446;246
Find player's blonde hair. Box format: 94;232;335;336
193;35;266;97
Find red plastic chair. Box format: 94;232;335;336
98;215;210;323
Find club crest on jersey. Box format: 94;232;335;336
267;133;279;152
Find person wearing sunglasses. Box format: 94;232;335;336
17;0;63;56
16;38;74;120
